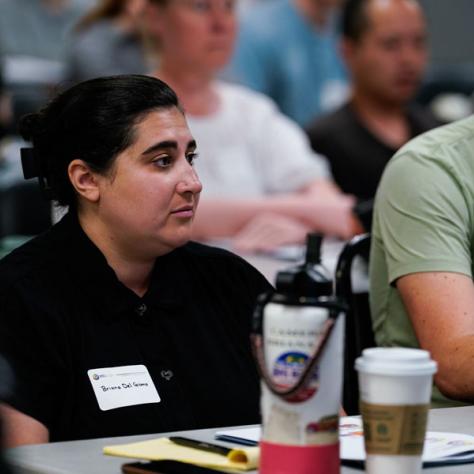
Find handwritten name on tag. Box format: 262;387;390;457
88;365;160;411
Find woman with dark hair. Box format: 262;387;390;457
0;74;271;446
65;0;150;84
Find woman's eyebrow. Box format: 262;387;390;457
187;139;197;151
141;140;178;156
141;139;197;156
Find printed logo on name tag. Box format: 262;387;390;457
88;364;160;411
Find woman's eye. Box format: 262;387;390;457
186;152;199;166
153;156;173;168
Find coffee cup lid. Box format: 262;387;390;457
355;347;437;376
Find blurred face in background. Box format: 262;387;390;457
124;0;148;22
343;0;427;106
146;0;237;75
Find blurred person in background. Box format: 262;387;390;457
65;0;151;84
306;0;438;227
0;0;85;123
224;0;349;127
145;0;362;253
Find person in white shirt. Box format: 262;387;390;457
145;0;362;252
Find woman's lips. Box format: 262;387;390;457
171;206;194;218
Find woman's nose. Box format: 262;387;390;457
177;167;203;195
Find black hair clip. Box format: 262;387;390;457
20;147;39;180
20;147;55;200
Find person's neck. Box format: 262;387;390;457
156;65;220;117
351;90;410;149
78;211;155;298
293;0;332;29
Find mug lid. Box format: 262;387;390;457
355;347;437;376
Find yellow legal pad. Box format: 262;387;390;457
103;437;259;472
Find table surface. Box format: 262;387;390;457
6;406;474;474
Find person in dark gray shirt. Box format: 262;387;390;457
307;0;438;203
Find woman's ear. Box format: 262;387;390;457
68;159;100;203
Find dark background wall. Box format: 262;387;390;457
419;0;474;68
415;0;474;110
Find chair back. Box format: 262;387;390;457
335;233;375;415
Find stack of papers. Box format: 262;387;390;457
341;417;474;467
104;417;474;470
215;417;474;467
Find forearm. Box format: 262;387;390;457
192;194;357;240
299;178;344;197
428;335;474;402
398;272;474;403
192;198;267;239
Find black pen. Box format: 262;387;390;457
169;436;232;456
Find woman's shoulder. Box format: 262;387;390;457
0;219;71;292
0;235;52;282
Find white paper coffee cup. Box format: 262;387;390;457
355;348;437;474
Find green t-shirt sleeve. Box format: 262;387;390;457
375;150;473;284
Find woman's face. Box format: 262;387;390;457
148;0;237;74
93;107;202;258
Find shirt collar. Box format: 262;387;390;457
56;212;184;320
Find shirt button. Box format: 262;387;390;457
135;303;147;316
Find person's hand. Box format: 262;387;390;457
297;179;363;238
232;212;312;253
294;194;360;240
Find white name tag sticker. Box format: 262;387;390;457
87;365;160;411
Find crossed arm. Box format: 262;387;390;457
192;179;362;251
397;271;474;402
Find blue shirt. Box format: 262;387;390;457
226;0;349;127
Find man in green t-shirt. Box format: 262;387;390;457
370;115;474;408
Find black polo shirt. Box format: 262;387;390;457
0;213;272;441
